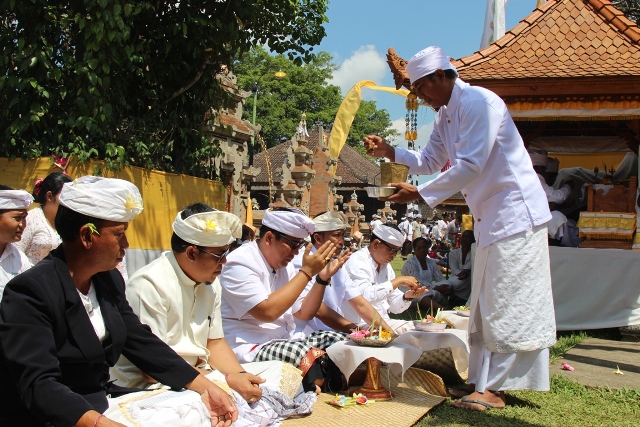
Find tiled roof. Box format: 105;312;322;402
217;113;251;134
453;0;640;80
253;128;380;186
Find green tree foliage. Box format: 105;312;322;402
0;0;329;177
233;46;399;152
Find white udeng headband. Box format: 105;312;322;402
262;208;315;239
374;225;404;247
58;176;143;222
313;211;348;232
172;211;242;247
405;46;458;84
0;190;34;210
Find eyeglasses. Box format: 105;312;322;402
380;240;401;255
198;246;231;262
277;233;307;251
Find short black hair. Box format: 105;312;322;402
258;224;281;240
170;203;215;253
33;172;72;205
55;205;104;242
413;236;431;249
426;69;458;80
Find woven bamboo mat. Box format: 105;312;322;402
282;367;448;427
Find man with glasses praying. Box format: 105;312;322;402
344;223;426;333
219;207;347;393
111;204;291;403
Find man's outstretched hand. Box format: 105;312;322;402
382;182;421;204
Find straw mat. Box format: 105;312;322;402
282;367;448;427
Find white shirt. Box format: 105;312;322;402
537;173;571;204
447;248;473;299
436;220;447;240
111;252;223;387
395;78;551;248
446;221;459;237
369;219;382;232
398;220;411;240
14;207;61;265
77;282;109;342
0;243;32;301
293;246;360;331
220;241;298;362
420;223;429;238
344;248;410;321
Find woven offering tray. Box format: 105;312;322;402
350;334;399;347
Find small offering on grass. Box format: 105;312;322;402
329;393;374;407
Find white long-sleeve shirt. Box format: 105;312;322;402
537;173;571;204
0;243;32;301
395;78;551;248
344;248;410;321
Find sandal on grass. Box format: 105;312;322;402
447;386;474;398
452;394;505;411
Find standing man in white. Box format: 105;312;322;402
363;46;555;411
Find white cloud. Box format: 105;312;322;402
328;45;387;96
388;118;434;151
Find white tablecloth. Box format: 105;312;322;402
550;246;640;330
394;329;469;354
395;329;470;376
326;341;422;381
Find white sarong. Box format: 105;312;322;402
467;224;556;391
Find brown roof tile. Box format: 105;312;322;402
452;0;640;81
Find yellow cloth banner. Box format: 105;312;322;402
1;157;226;250
328;81;409;163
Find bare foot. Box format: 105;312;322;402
450;390;506;411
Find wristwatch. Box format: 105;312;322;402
315;275;331;286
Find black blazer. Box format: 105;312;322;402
0;247;199;427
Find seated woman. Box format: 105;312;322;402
400;237;448;312
0;186;33;298
15;172;71;264
0;177;238;427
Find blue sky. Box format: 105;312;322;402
316;0;541;154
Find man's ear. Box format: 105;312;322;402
185;245;199;261
263;230;275;245
78;225;94;249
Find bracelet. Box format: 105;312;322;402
315;275;330;286
93;414;104;427
299;269;313;281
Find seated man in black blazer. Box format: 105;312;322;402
0;176;237;427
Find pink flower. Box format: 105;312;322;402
561;362;574;371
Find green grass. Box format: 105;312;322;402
390;256;640;427
415;375;640;427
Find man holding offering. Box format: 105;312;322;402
363;46;555;411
